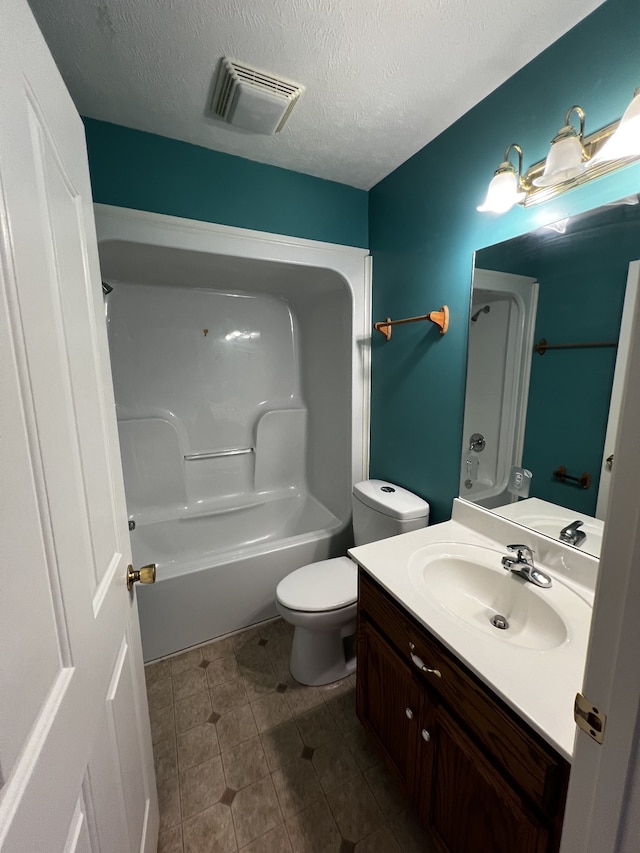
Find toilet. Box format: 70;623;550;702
275;479;430;686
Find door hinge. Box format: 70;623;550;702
574;692;606;744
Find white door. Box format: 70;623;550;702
595;259;640;520
559;251;640;850
0;1;158;851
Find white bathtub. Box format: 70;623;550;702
133;494;348;661
95;205;371;661
133;493;339;573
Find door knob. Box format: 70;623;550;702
127;563;156;591
421;729;431;742
405;708;414;720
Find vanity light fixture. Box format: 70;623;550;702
477;144;526;213
478;87;640;211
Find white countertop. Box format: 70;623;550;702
349;503;597;762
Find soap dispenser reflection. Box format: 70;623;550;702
508;466;533;498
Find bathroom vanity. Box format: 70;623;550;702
350;500;596;853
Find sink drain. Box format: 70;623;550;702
491;614;509;630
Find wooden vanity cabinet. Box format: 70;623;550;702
356;617;422;797
356;569;570;853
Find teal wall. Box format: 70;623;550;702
83;118;368;248
369;0;640;523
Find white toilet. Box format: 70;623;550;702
275;479;430;685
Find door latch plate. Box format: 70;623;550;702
574;692;606;744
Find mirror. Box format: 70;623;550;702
460;193;640;557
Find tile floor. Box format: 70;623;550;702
147;618;438;853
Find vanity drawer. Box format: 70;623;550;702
358;569;569;817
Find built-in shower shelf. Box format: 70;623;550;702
180;499;266;520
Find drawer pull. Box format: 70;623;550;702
409;644;442;678
405;708;414;720
421;729;431;743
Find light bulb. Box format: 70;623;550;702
533;133;586;187
477;165;525;213
592;89;640;163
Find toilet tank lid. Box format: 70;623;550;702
353;480;430;520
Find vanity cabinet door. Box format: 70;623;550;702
423;706;549;853
356;617;421;798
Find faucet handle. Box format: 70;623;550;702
506;544;534;561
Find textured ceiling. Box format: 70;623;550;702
28;0;603;190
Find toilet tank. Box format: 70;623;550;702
352;479;430;546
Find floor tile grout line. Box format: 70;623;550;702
227;779;241;852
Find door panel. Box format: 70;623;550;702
428;707;548;853
0;0;157;849
25;87;120;594
63;796;94;853
356;618;421;796
106;636;151;852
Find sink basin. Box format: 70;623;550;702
408;543;584;651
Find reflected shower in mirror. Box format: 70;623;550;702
460;193;640;557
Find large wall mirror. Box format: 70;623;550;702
460;193;640;557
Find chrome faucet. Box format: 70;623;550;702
559;520;586;547
501;544;552;588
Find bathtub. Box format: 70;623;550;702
132;493;349;661
95;205;371;661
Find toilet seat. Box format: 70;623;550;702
276;557;357;612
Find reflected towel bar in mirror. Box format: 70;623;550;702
184;447;254;461
374;305;449;341
552;466;591;490
535;337;618;355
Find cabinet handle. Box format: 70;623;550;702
405;708;414;720
421;729;431;742
409;643;442;678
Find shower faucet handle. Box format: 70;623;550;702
469;432;486;452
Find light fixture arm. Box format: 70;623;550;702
503;142;524;175
564;105;586;140
499;143;529;191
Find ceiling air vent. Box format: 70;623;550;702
211;58;304;135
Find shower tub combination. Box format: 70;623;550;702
460;268;538;508
96;206;370;661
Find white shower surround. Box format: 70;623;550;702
460;269;537;509
95;204;371;661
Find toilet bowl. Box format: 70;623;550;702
275;556;357;686
275;480;430;686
